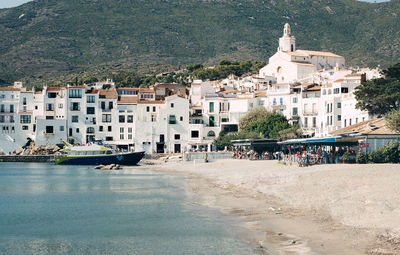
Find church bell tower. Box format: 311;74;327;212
278;23;296;52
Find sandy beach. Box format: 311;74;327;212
137;159;400;254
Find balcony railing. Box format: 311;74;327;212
303;110;318;115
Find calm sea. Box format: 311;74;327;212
0;163;255;255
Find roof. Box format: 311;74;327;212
0;86;20;91
306;86;321;91
118;96;138;104
138;100;165;104
297;50;343;58
218;90;238;94
330;118;399;136
139;88;155;93
99;89;118;99
287;51;309;57
47;87;66;91
68;85;86;89
334;79;345;82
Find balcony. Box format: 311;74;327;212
272;104;286;110
303;110;318;116
85;120;97;125
101;108;112;112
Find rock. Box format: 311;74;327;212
94;165;104;169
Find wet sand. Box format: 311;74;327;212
136;159;400;254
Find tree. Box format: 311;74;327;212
213;130;261;150
187;63;203;72
238;108;272;131
354;63;400;115
386;109;400;133
278;125;303;140
244;114;291;138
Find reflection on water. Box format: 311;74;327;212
0;163;255;255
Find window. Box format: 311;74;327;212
292;107;298;116
207;131;216;137
58;103;63;109
341;87;349;93
323;90;326;95
221;118;229;123
99;126;104;132
46;116;54;120
128;127;132;133
10;105;14;113
102;114;111;123
338;115;342;121
209;116;215;127
119;115;125;123
293;97;298;103
87;127;95;134
87;95;95;103
87;107;95;115
120;127;124;133
0;104;4;112
127;115;133;123
23;97;27;105
337;103;341;109
273;98;277;105
180;116;183;121
128;134;132;140
349;119;352;126
328;89;332;95
120;134;124;140
344;119;347;127
76;128;80;133
46;126;54;134
60;126;65;132
151;115;156;122
101;101;106;109
280;98;283;105
174;134;180;140
304;117;308;128
333;88;340;94
20;115;31;124
71;102;80;111
327;104;330;113
191;130;200;138
313;117;316;128
35;106;38;110
330;116;333;125
171;103;174;108
108;126;112;132
169;115;176;124
72;116;79;122
146;106;150;112
69;89;82;98
46;103;54;111
153;106;156;112
209;102;214;112
109;102;113;109
106;137;113;141
22;125;29;130
48;92;57;98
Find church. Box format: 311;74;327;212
259;23;345;83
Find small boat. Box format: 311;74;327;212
55;141;145;165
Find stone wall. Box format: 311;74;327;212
184;152;233;162
0;155;54;163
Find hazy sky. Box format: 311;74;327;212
0;0;392;9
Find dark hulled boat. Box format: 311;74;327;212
55;141;145;165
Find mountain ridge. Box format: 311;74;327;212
0;0;399;85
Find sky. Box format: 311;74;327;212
0;0;392;9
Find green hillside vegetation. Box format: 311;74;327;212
0;0;399;86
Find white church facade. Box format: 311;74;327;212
259;23;346;83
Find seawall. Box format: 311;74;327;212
0;155;54;163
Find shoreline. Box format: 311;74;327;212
136;159;400;255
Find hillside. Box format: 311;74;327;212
0;0;399;85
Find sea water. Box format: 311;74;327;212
0;163;255;255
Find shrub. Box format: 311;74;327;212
356;151;367;164
368;150;384;163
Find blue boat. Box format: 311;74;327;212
55;141;145;165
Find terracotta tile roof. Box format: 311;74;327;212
20;91;33;93
34;91;43;94
334;79;345;82
139;88;155;93
138;100;165;104
69;85;86;89
297;50;343;58
330;118;399;136
306;86;321;91
118;96;139;104
326;83;333;88
99;89;118;99
47;86;66;91
0;86;20;91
